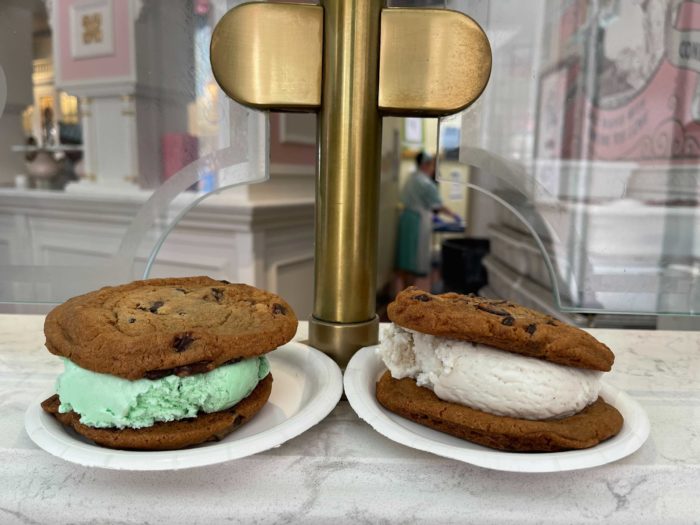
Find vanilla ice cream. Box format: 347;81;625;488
379;323;602;420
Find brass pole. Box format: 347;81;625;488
211;1;491;367
308;0;383;366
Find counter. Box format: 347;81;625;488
1;314;699;523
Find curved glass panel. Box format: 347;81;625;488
438;0;700;315
0;0;267;305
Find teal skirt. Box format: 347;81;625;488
396;209;427;276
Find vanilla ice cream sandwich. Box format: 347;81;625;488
376;288;623;452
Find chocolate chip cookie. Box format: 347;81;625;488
376;371;623;452
45;277;298;380
388;287;613;371
42;374;273;450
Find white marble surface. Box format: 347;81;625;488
1;315;699;524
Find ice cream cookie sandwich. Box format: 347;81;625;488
376;288;623;452
41;277;297;450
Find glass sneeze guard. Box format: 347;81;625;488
439;0;700;316
1;0;699;321
0;0;268;306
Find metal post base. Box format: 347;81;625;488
308;315;379;368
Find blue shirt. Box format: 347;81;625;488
400;170;442;212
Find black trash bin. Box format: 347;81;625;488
441;238;490;294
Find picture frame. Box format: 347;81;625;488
534;58;580;160
403;117;423;145
70;0;115;60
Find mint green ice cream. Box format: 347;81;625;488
56;356;270;429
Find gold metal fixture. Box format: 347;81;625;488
304;0;385;366
210;3;323;110
309;317;381;366
211;1;491;367
378;9;491;116
313;0;382;331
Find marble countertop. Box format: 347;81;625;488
1;314;699;524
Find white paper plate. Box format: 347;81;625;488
25;342;343;471
344;345;650;473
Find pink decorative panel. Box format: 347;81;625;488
540;0;700;164
56;0;133;84
676;1;700;31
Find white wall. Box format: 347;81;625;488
376;117;402;291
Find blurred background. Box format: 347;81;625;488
0;0;698;331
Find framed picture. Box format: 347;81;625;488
403;117;423;145
279;113;316;145
534;58;579;160
70;0;115;60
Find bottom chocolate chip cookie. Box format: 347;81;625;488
41;374;273;451
376;371;623;452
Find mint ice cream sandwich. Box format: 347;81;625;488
41;277;297;450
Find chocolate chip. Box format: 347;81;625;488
413;294;431;302
272;303;287;315
546;319;558;326
501;316;515;326
144;370;169;380
128;317;136;324
149;301;164;313
211;288;224;302
175;288;188;294
219;279;231;284
526;324;537;335
173;332;194;352
476;304;509;316
145;357;241;379
232;414;244;427
144;359;211;380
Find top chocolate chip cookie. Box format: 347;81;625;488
387;287;614;371
45;277;298;380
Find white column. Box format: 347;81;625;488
78;95;137;189
122;94;139;184
78;97;96;182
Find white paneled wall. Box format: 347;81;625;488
0;188;315;318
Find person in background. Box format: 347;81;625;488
395;151;461;289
